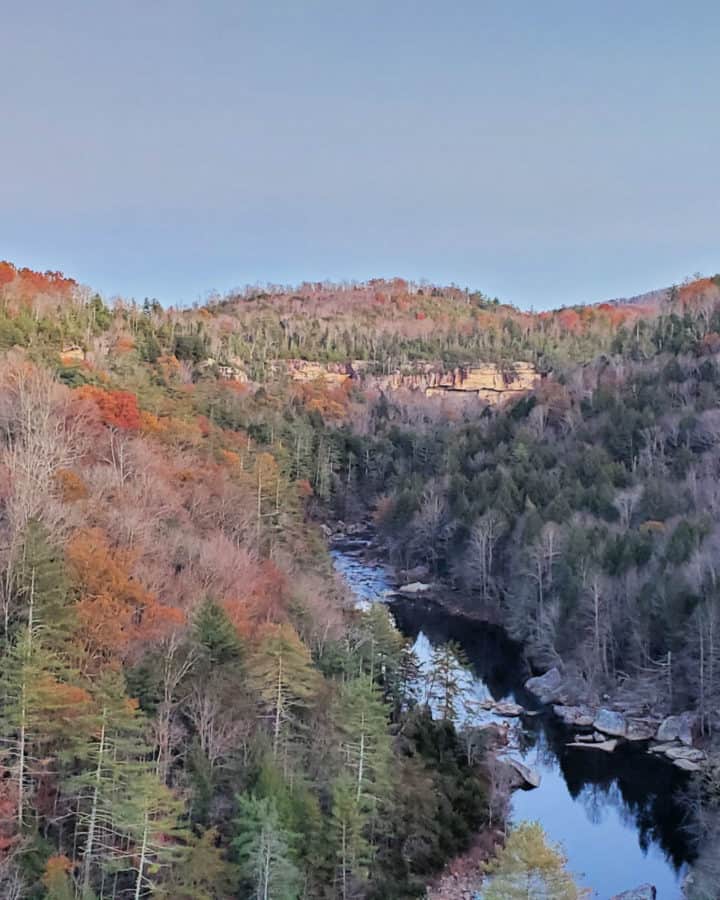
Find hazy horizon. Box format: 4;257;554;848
3;1;718;310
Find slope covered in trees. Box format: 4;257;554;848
324;278;720;730
0;266;496;898
2;261;720;897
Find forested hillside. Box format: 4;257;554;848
0;263;495;899
1;259;720;898
326;276;720;727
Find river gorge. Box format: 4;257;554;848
332;544;694;899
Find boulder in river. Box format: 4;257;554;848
648;742;706;771
397;581;432;595
593;708;627;738
625;719;657;741
525;667;564;703
504;757;541;789
673;757;702;772
610;886;656;900
493;701;525;717
567;738;618;753
553;704;595;727
664;746;705;762
656;712;696;746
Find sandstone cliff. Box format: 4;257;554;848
276;359;539;406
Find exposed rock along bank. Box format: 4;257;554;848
330;524;708;772
525;667;707;770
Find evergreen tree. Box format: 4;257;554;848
65;672;184;898
330;774;370;900
233;794;300;900
193;598;244;667
247;624;320;765
158;827;237;900
425;641;471;722
335;676;391;817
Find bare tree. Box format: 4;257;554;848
186;679;253;770
0;360;86;636
467;509;505;600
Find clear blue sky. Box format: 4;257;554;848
2;1;718;309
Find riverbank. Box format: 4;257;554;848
330;527;696;897
329;521;710;777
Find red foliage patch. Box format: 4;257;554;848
75;385;141;431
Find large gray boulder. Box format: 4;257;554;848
664;746;705;762
553;704;595;727
504;757;541;789
593;708;627;738
493;701;525;717
625;719;657;741
610;886;656;900
656;712;696;746
525;667;564;703
397;581;432;595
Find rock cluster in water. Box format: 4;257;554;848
525;667;707;770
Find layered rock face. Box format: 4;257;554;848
280;359;352;386
279;359;539;406
424;362;538;404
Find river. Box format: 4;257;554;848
332;547;695;899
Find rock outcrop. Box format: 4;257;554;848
503;757;541;789
424;362;539;404
553;704;595;727
277;359;540;406
525;667;564;703
593;708;627;738
656;713;695;746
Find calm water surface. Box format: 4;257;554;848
332;549;693;899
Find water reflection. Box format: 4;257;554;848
389;595;693;898
331;550;695;897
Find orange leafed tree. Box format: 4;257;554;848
75;385;141;431
67;528;183;667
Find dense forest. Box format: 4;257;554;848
1;259;719;897
328;278;720;729
0;263;499;899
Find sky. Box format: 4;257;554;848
1;1;718;310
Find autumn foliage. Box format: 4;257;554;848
67;528;183;666
75;385;141;431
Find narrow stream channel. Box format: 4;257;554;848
332;548;694;899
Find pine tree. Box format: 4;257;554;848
65;672;184;898
355;604;406;690
335;676;391;816
0;525;92;833
330;774;369;900
158;827;237;900
233;794;300;900
14;518;74;647
193;598;243;667
247;624;320;765
424;641;471;722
